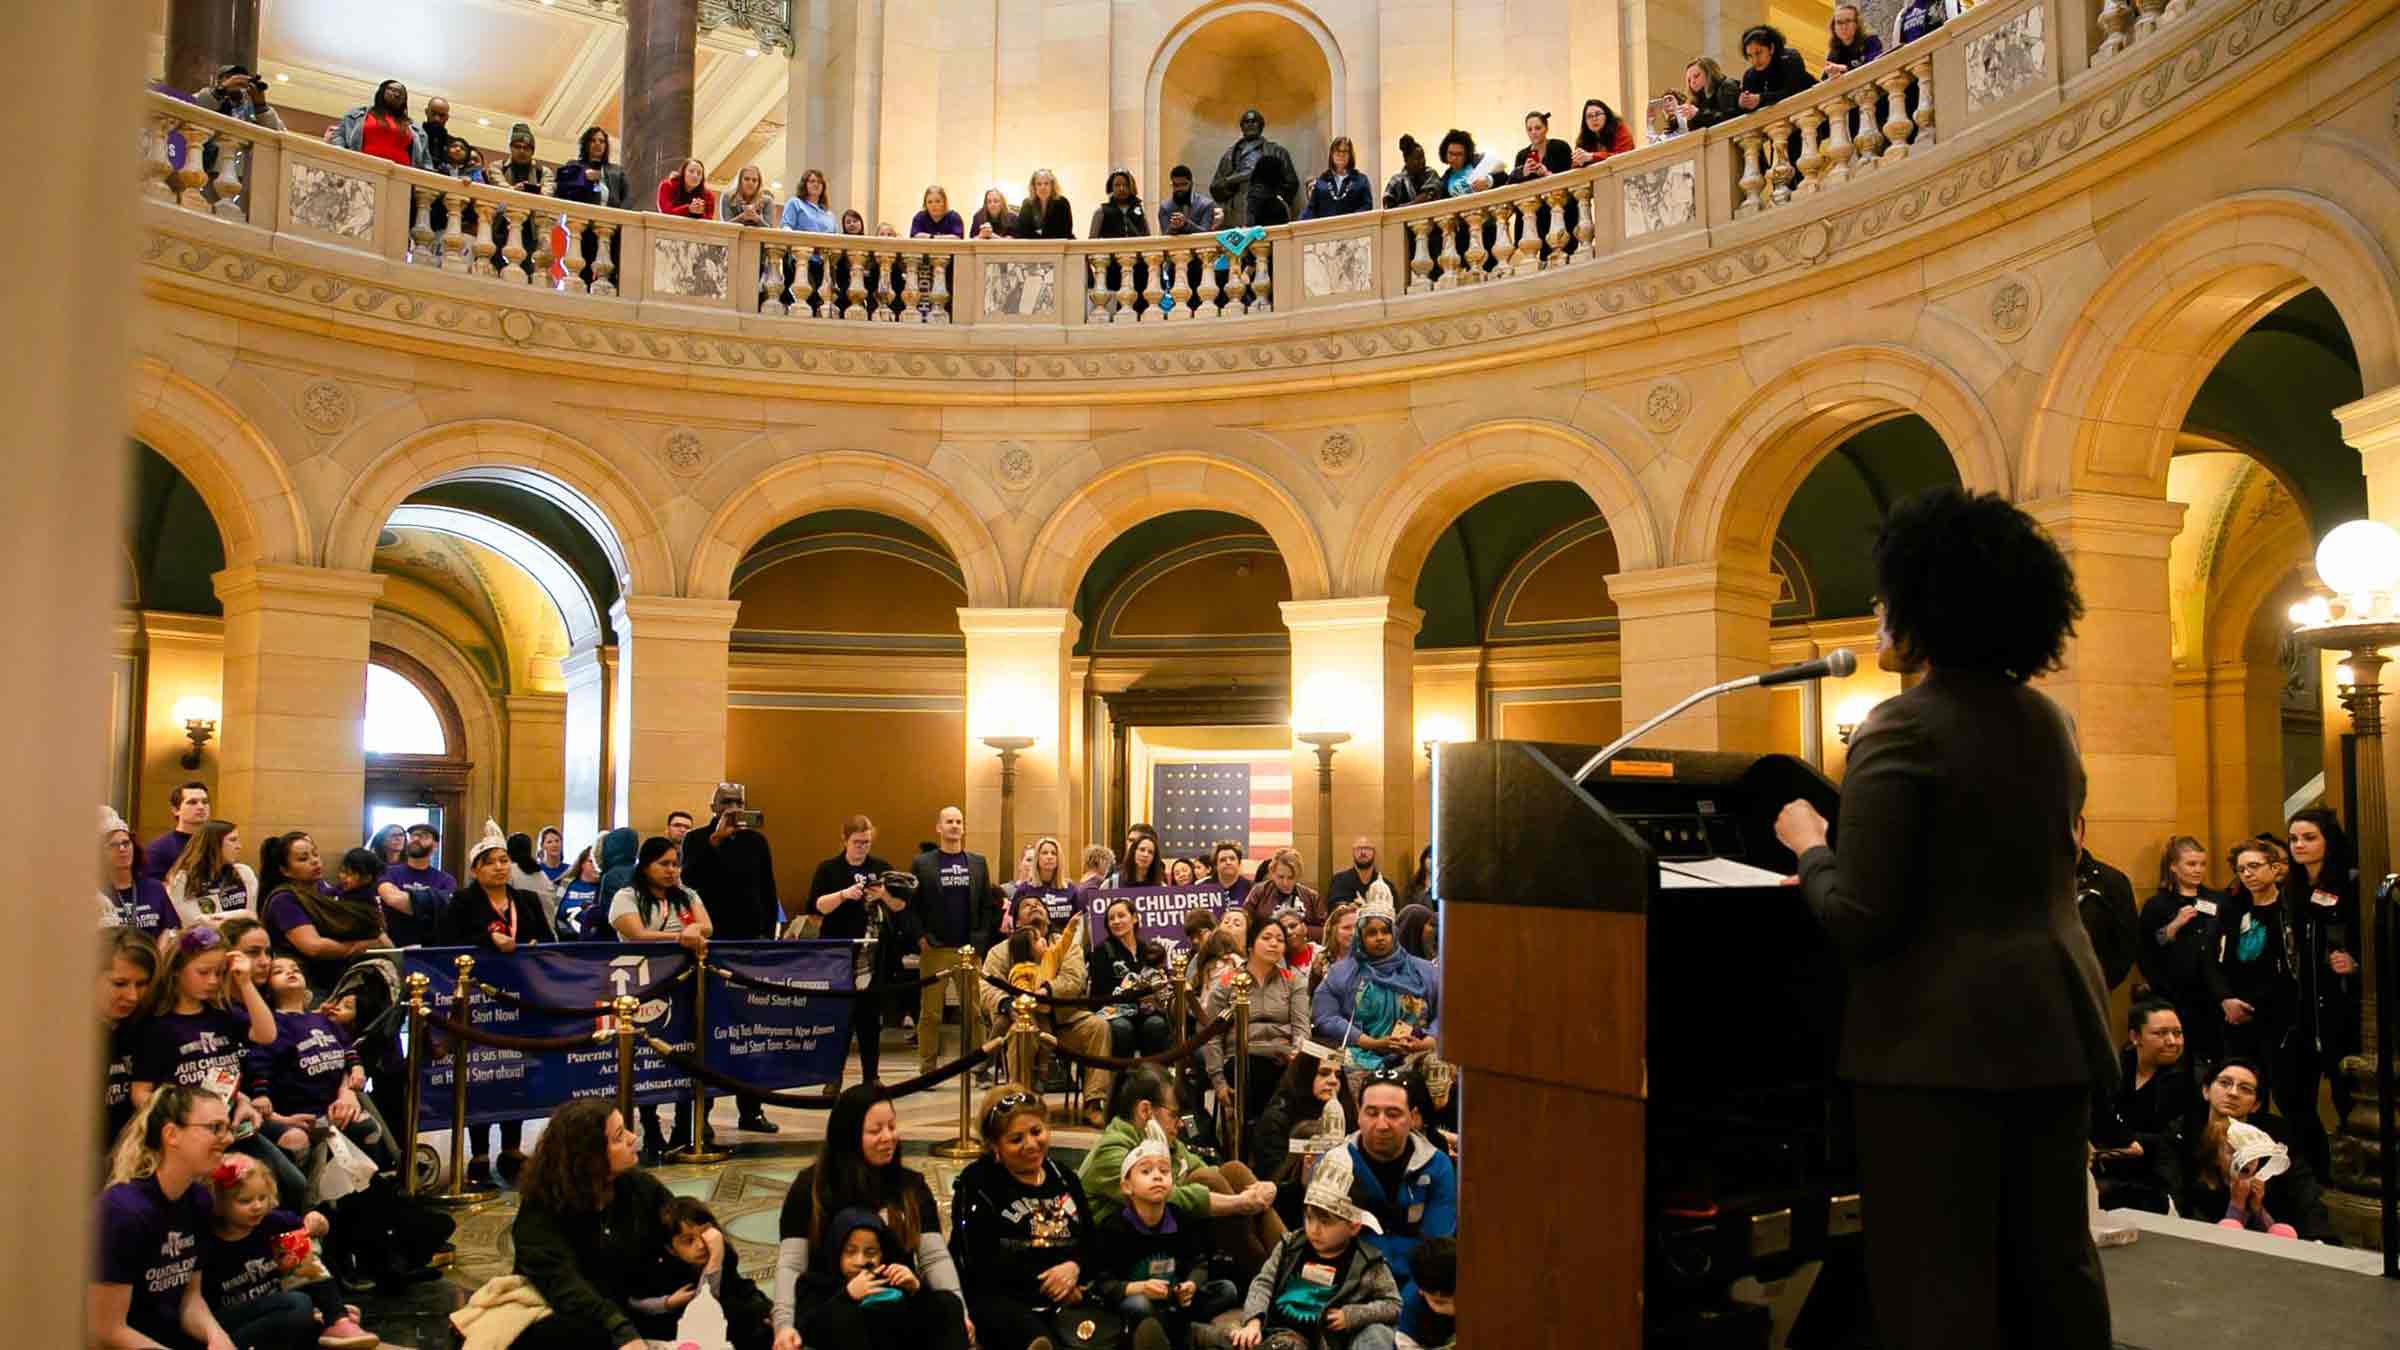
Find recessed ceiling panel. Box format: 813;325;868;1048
263;1;590;117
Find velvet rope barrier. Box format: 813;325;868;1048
638;1033;1006;1109
705;960;952;998
428;1015;608;1055
469;961;694;1016
1035;1011;1237;1071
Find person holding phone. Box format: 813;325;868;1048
812;816;898;1097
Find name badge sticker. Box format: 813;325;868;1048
2311;890;2340;908
2196;899;2218;916
1301;1262;1337;1287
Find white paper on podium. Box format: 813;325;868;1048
1657;857;1791;888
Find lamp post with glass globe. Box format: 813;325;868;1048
2286;519;2400;1237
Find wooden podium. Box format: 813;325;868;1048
1434;739;1846;1349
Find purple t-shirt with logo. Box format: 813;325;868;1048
134;1007;254;1093
107;879;177;936
200;1207;304;1315
246;1010;355;1118
379;862;456;947
94;1176;213;1341
142;830;194;883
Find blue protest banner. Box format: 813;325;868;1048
704;941;858;1088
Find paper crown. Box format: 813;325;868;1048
1297;1039;1339;1062
2226;1121;2291;1184
1358;879;1397;927
1302;1145;1381;1232
101;804;131;839
468;818;508;867
1121;1115;1173;1181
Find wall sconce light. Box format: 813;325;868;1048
1834;694;1879;746
1417;713;1466;760
172;695;221;769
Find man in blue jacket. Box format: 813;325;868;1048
1345;1075;1459;1308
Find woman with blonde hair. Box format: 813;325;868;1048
1672;55;1745;131
1011;168;1073;239
721;163;776;226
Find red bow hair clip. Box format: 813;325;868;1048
210;1160;243;1190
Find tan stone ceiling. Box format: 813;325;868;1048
146;0;789;186
376;526;572;693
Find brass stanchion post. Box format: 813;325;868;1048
1230;969;1253;1163
1010;992;1040;1089
400;972;429;1199
669;963;731;1164
436;954;493;1207
614;993;639;1127
933;947;983;1160
1169;951;1190;1044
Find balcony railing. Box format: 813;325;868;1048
135;0;2220;336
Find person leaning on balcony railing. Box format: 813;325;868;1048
1735;25;1818;114
1671;56;1745;132
658;156;717;219
1382;135;1442;209
1435;129;1505;198
1569;98;1635;167
334;79;431;170
1161;164;1219;234
722;164;776;226
1299;137;1374;219
781;168;839;232
1012;168;1075;240
1821;3;1886;77
554;125;631;209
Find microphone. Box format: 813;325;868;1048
1571;649;1858;783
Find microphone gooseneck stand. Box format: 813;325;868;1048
1572;649;1857;786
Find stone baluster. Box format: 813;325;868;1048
557;212;587;293
1909;58;1937;148
1168;247;1194;317
439;191;470;274
146;115;178;202
1462;206;1491;281
2097;0;2135;57
409;187;438;265
873;250;897;320
529;214;555;287
804;245;827;316
1086;252;1109;320
1820;93;1856;188
759;240;789;315
928;251;951;323
898;251;922;322
171;122;212;211
2160;0;2191;22
1763;117;1797;206
1251;240;1272;312
492;201;523;282
207;131;247;219
471;198;499;277
1199;246;1224;317
1543;189;1570;269
1407;220;1434;293
1571;181;1596;260
1141;249;1166;321
1115;251;1137;319
1878;71;1918;164
2132;0;2166;40
842;247;865;318
1230;251;1254;314
1435;213;1462;289
1850;86;1887;174
1792;107;1827;196
590;222;618;296
1735;132;1768;216
1487;200;1518;277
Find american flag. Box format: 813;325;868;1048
1153;759;1293;860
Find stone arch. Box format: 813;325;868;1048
323;419;673;596
1145;0;1348;197
1344;418;1663;602
2025;190;2400;500
685;451;1009;607
1019;451;1333;609
1674;345;2009;565
128;359;312;569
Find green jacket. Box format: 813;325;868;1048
1076;1114;1213;1224
511;1168;674;1346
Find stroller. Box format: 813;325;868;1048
322;954;457;1288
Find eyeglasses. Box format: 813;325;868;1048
2212;1078;2258;1096
177;1120;232;1137
2234;861;2272;874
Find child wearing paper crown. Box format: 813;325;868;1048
1093;1118;1243;1349
1232;1148;1401;1350
795;1204;969;1349
630;1196;774;1349
199;1153;377;1348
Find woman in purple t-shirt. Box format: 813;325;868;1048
92;1083;239;1350
101;812;177;937
101;927;159;1153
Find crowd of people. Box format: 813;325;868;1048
95;777;1460;1349
169;4;1962;258
2081;811;2363;1243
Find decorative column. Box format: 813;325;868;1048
212;564;387;853
958;609;1079;865
622;0;700;204
164;0;259;98
1606;563;1781;753
609;595;739;838
2019;492;2186;888
1281;597;1422;890
504;691;568;840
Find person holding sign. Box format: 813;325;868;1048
1092;897;1174;1061
979;895;1113;1125
910;807;1003;1076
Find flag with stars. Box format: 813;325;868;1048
1152;759;1293;860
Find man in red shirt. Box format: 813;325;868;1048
333;79;430;170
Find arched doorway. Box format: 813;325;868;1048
363;644;474;880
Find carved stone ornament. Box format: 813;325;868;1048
297;378;352;434
1986;275;2038;341
498;308;536;346
1641;380;1690;433
1317;428;1361;475
995;442;1037;489
663;428;705;476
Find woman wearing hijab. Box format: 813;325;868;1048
1311;885;1440;1073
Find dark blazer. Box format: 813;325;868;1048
1012;196;1074;239
909;848;1001;951
2076;851;2139;995
2136;885;2223;1006
1795;669;2115;1091
432;885;556;949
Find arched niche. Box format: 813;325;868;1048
1152;4;1337;207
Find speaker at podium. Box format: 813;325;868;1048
1434;737;1865;1349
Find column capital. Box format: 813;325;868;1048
1604;561;1783;617
2336;383;2400;453
610;594;740;644
504;691;567;716
1279;595;1425;636
211;563;385;616
957;607;1082;642
2018;492;2186;557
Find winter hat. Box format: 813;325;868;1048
1121;1116;1173;1181
825;1205;904;1303
2226;1121;2291;1184
468;818;509;869
1302;1144;1381;1233
508;122;535;149
1358;878;1397;929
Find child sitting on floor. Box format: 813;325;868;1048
1094;1118;1241;1349
797;1205;967;1349
199;1153;376;1348
1232;1149;1400;1350
1394;1236;1453;1349
631;1196;774;1350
